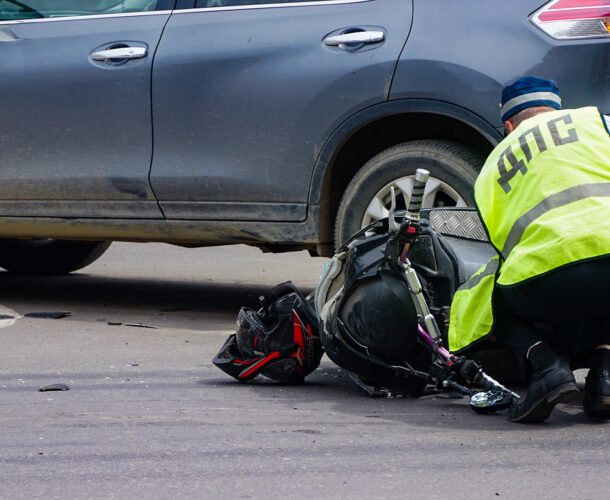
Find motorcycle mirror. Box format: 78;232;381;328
469;390;514;414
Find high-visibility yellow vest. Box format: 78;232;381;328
449;107;610;352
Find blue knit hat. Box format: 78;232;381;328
500;76;562;122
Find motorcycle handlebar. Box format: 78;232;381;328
406;169;429;219
475;370;520;400
457;358;519;399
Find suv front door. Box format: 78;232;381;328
0;0;173;219
150;0;413;222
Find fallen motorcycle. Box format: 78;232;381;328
315;169;519;414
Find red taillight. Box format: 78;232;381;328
531;0;610;39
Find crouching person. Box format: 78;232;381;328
448;76;610;422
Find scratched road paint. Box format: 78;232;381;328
0;305;20;328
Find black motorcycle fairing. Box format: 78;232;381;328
338;269;419;364
319;218;433;395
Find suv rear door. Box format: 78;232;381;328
149;0;413;222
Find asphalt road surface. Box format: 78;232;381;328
1;243;608;499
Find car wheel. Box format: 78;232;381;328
334;140;482;247
0;239;111;275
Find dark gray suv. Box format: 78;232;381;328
0;0;608;274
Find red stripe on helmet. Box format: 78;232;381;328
238;351;280;379
233;356;262;365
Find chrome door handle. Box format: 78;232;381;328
323;30;385;46
91;46;147;61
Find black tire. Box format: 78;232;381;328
0;239;111;275
334;140;482;247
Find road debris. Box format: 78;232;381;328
107;321;157;328
39;383;70;392
25;312;71;319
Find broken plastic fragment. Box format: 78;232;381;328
25;312;71;319
39;383;69;392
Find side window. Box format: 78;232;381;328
0;0;163;21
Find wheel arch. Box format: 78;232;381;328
310;99;502;256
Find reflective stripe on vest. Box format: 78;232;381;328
501;182;610;258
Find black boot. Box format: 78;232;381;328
583;348;610;418
508;342;578;423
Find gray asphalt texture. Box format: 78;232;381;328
1;243;608;499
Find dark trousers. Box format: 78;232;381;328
493;256;610;379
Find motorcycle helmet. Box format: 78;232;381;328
213;281;323;383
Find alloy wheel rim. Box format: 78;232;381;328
361;175;467;227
